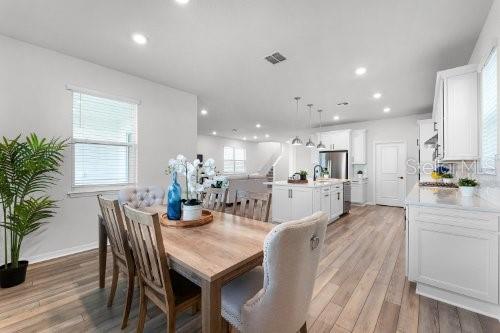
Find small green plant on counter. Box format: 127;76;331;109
441;173;453;179
299;170;308;177
458;178;478;187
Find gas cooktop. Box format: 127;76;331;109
419;182;458;188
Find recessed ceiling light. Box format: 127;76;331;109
212;131;217;135
200;109;208;115
355;67;367;76
131;33;148;45
333;115;340;121
175;0;190;4
265;134;270;138
373;92;382;99
253;135;258;140
242;137;247;141
256;123;261;128
383;107;391;113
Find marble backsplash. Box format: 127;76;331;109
433;156;500;205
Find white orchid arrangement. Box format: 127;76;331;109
166;155;217;205
203;175;229;189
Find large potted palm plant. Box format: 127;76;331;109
0;134;67;288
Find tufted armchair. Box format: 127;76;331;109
118;186;165;209
221;211;328;333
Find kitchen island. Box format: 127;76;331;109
405;184;500;320
269;179;347;224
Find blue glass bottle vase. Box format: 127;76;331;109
167;171;182;220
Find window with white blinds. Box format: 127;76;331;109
480;48;497;173
72;91;138;187
223;146;246;173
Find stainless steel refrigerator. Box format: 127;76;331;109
318;150;349;179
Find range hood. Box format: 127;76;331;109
423;134;438;148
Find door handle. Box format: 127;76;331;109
290;189;293;199
398;176;404;179
337;192;340;200
433;122;437;132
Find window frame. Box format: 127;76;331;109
223;146;246;174
67;85;139;196
479;46;498;175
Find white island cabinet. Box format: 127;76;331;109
406;185;500;320
271;180;344;224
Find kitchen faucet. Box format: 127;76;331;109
313;164;322;181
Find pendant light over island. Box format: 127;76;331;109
291;97;303;146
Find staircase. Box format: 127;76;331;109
266;167;274;189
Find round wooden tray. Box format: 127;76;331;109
288;179;308;184
160;210;214;228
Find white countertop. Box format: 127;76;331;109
405;184;500;213
267;179;346;188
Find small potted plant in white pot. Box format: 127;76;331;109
458;178;478;197
441;173;454;184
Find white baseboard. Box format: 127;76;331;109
365;201;375;205
26;241;99;264
417;283;500;321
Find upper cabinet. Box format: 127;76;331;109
351;129;367;164
433;64;479;161
318;129;351;151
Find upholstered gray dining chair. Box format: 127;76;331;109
118;186;164;209
221;211;328;333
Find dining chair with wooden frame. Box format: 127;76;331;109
97;195;135;329
232;190;272;222
122;205;201;333
201;187;229;212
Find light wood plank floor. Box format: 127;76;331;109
1;205;499;332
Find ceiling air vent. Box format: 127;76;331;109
265;52;287;65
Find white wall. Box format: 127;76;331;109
196;135;281;174
0;35;198;263
289;113;431;203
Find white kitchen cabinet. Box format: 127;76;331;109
272;182;344;223
273;186;292;221
318;130;351;151
407;205;500;309
330;184;343;219
320;187;331;218
432;64;479;161
272;184;321;223
351;129;367;164
351;180;367;204
291;187;318;220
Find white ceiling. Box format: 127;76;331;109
0;0;493;141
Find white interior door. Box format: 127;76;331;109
375;142;406;207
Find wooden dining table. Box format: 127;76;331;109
98;207;274;332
